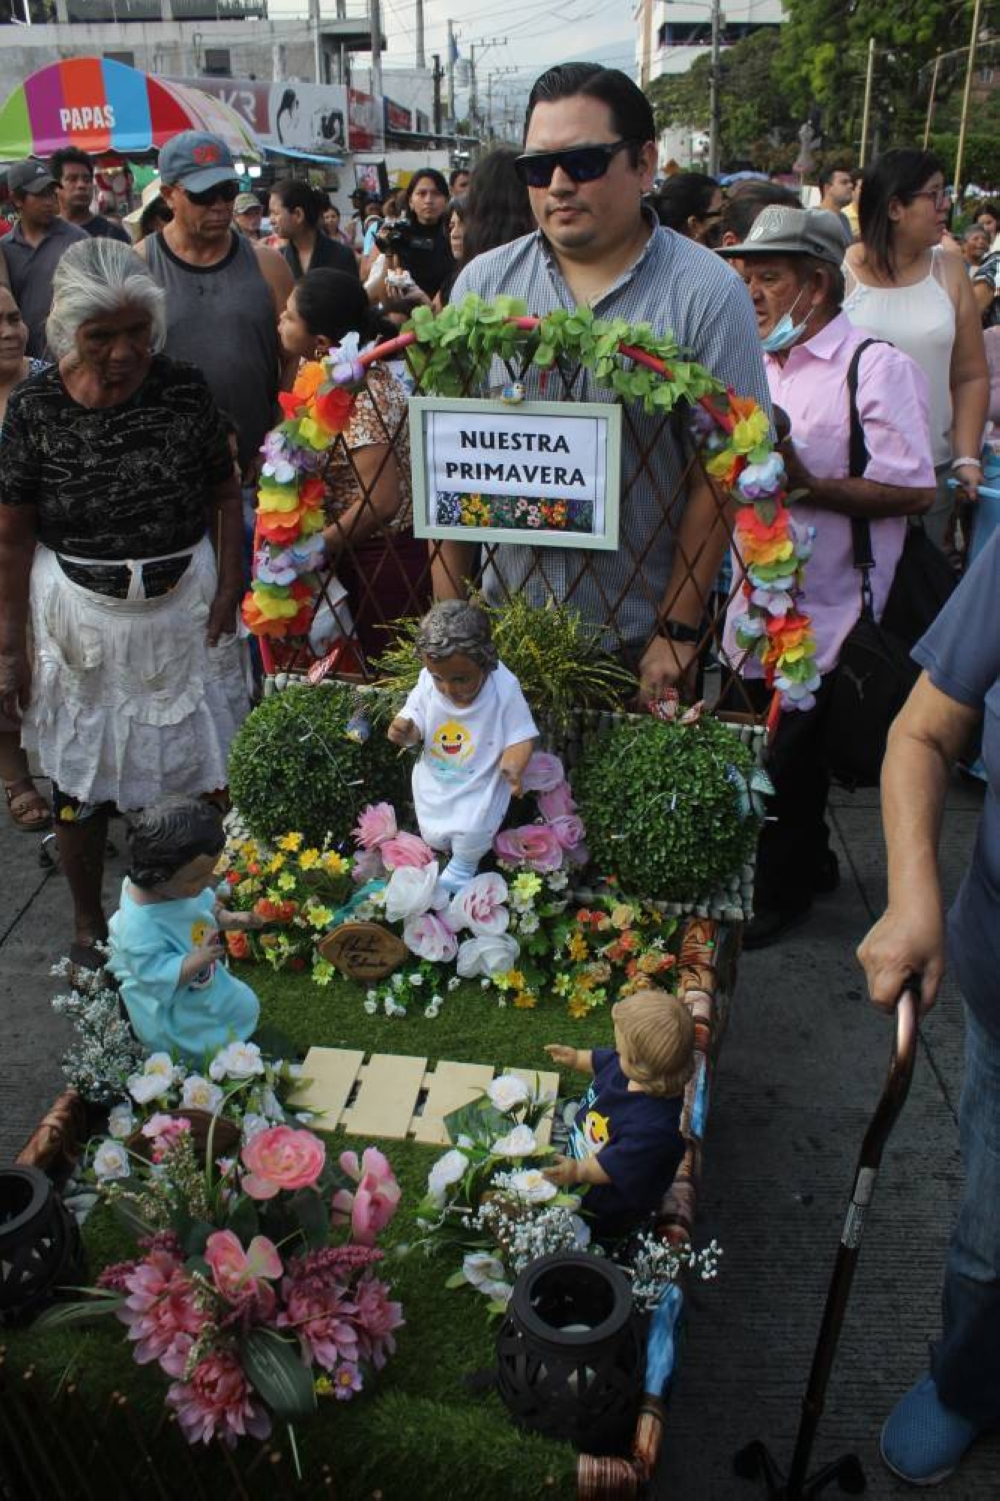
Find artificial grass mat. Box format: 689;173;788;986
4;965;618;1500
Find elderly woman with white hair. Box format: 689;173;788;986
0;237;248;968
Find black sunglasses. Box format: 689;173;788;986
514;139;636;188
182;180;239;207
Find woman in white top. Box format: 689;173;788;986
844;150;988;550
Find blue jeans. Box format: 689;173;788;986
931;1004;1000;1426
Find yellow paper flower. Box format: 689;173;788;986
513;991;537;1009
731;410;769;454
267;854;286;873
511;873;543;903
298;848;322;870
277;872;297;892
278;833;304;852
305;904;334;929
568;932;589;963
323;851;348;875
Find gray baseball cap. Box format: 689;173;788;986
718;205;846;267
7;159;56;195
157;131;237;192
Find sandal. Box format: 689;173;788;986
4;777;53;832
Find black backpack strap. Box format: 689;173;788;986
847;338;889;616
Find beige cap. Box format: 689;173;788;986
123;177;165;229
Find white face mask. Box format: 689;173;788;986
760;284;813;353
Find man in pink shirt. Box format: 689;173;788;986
719;206;937;947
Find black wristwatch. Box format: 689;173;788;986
659;618;700;644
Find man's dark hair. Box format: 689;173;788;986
975;200;1000;223
524;63;655;164
721;181;800;242
858;149;947;279
50;147;93;183
653;172;719;231
271;177;324;228
449;166;469;190
818;162;851;195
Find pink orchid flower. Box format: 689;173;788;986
331;1146;402;1246
204;1229;283;1302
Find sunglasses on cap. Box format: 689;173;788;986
181;180;239;207
514;138;636;189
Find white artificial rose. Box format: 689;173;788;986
447;872;510;936
456;932;520;979
487;1074;531;1114
144;1051;177;1080
209;1041;264;1082
107;1103;135;1140
127;1072;171;1106
383;862;443;923
426;1147;469;1206
180;1075;224;1113
481;1279;513;1304
462;1251;507;1289
491;1123;538;1158
507;1168;558;1203
92;1140;130;1181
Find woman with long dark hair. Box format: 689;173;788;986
461;147;534;264
652;171;723;247
268;179;358;281
844;150;988;550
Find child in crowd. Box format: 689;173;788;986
388;600;537;892
544;990;695;1239
108;798;262;1061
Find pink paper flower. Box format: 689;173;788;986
381;832;436;870
403;910;458;962
353;1274;405;1370
520;752;566;793
447;871;510;935
278;1277;361;1371
353;802;397;850
204;1230;283;1303
351;846;386;884
493;823;564;873
331;1147;402;1246
537;781;577;820
331;1362;364;1400
118;1247;205;1378
547;813;587;852
241;1126;326;1200
167;1350;272;1448
141;1113;192;1161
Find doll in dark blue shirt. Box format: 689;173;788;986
544;991;694;1239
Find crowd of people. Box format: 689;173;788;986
0;60;999;1490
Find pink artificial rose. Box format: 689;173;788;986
331;1146;402;1246
351;846;386;885
353;802;397;851
241;1125;326;1200
381;832;436;871
403;910;458;962
548;813;587;852
537;781;577;820
204;1229;283;1303
520;752;566;794
167;1350;272;1448
493;823;564;873
447;871;510;935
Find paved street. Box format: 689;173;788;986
1;776;996;1498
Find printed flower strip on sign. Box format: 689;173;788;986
242;299;816;710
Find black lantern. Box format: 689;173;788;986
494;1252;645;1454
0;1166;85;1325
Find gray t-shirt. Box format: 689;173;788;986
451;216;772;653
1;217;89;356
913;529;1000;1034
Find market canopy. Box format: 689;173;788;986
0;58;261;162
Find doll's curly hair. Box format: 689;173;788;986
612;991;695;1098
415;600;498;673
126;797;226;888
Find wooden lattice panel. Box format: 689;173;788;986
291;1048;560;1148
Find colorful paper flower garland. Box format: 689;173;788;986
242;301;818;710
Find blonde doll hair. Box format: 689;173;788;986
612;990;695;1097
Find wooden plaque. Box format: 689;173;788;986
318;921;408;981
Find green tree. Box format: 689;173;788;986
647;30;796;168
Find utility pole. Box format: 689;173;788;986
859;36;875;167
447;20;456;130
415;0;425;69
369;0;383;106
708;0;722;175
310;0;322;84
922;47;942;150
955;0;983;203
432;52;442;133
469;43;477;131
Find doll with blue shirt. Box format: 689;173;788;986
107;798;262;1063
543;991;695;1240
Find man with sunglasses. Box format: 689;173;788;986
444;63;771;703
140;132;296;476
1;159;88;356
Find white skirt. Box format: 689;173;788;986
23;538;250;810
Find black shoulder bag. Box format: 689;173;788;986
823;339;956;789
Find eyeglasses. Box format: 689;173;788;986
910;188;951;210
181;181;239;207
514;139;636;188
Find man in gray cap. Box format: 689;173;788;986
1;159;88;355
717;205;937;947
138;131;294;475
234;191;263;242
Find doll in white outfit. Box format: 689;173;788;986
388;601;537;893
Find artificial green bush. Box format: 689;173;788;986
572;715;760;901
228;682;410;847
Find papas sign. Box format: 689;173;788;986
318;922;408;981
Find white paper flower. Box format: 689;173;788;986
571;1213;592;1250
462;1251;507;1289
180;1075;224;1113
481;1279;513;1304
107;1103;135;1140
456;932;520;979
384;861;444;923
260;1086;284;1120
426;1147;469;1206
487;1074;531;1114
209;1041;264;1082
448;872;510;935
93;1140;130;1180
507;1168;558;1203
491;1123;538;1158
241;1112;270;1141
127;1059;174;1105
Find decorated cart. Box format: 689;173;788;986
0;300;816;1498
